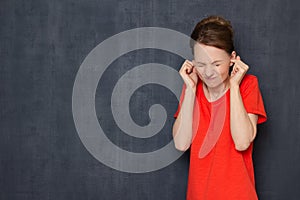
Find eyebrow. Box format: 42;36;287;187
211;60;223;64
195;60;223;65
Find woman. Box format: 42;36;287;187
172;16;267;200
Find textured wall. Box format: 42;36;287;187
1;0;300;199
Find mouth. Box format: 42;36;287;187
205;76;217;81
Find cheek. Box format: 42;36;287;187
194;68;204;78
218;65;230;76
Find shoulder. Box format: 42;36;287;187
241;74;258;85
240;74;259;90
239;74;261;97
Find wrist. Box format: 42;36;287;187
185;87;197;96
230;82;240;90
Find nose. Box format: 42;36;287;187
204;66;215;78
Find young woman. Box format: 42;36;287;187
172;16;267;200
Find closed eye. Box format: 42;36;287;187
195;64;205;68
211;60;224;67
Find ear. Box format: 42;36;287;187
230;51;236;66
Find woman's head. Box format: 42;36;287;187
190;15;234;55
190;16;236;88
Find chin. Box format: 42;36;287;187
204;80;225;89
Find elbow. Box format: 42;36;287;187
232;129;256;151
234;141;251;151
174;142;190;152
172;123;191;151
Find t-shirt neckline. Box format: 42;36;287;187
199;82;229;104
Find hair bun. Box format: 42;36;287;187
200;15;233;35
190;15;234;55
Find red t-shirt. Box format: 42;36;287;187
174;74;267;200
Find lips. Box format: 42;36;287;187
205;76;217;81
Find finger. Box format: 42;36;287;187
184;60;193;68
231;65;240;74
230;58;240;63
180;66;194;77
180;61;193;73
185;60;194;66
233;56;248;68
233;67;239;75
183;60;194;70
185;65;194;74
230;56;241;63
234;60;248;72
230;59;247;70
179;69;194;86
192;67;197;74
191;68;199;78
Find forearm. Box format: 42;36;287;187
172;88;196;151
230;85;255;151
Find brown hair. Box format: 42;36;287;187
190;15;234;55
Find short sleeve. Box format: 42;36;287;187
240;75;267;124
174;84;186;119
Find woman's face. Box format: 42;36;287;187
193;43;235;89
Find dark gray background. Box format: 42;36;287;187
1;0;300;199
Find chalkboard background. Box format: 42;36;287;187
1;0;300;199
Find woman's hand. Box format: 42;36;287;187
179;60;198;93
230;56;249;86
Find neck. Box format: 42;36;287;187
204;79;229;101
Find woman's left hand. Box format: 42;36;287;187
230;56;249;86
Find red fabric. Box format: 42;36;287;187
174;74;267;200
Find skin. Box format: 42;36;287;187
172;43;258;151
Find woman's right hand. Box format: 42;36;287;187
179;60;198;93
